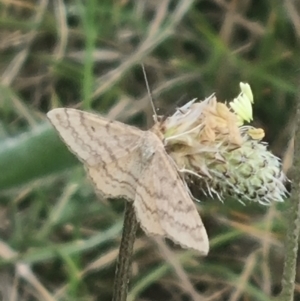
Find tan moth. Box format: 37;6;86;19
47;108;209;255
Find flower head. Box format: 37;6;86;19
155;83;288;204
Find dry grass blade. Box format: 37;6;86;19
0;240;56;301
154;237;205;300
228;251;258;301
1;0;49;86
93;0;195;99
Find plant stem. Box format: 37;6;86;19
112;202;138;301
277;98;300;301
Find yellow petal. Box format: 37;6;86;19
240;82;253;103
247;128;265;140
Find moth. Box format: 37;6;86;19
47;108;209;254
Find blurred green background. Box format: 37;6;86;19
0;0;298;300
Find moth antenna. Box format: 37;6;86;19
141;64;158;123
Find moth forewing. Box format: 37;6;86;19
47;108;143;166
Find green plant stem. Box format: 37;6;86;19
277;98;300;301
112;202;138;301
